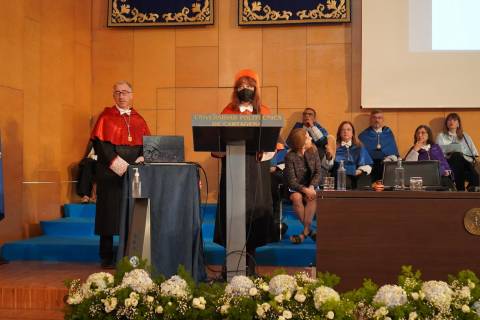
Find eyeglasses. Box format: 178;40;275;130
302;112;315;116
114;90;132;96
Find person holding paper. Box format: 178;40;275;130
436;113;479;191
359;110;399;182
405;125;452;187
287;107;329;159
90;81;150;268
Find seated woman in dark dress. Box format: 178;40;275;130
436;113;479;191
285;128;326;244
405;125;453;188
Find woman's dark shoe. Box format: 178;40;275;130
309;230;317;242
290;233;306;244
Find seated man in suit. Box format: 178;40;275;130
359;109;399;182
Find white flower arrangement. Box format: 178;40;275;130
120;269;154;294
373;284;408;308
160;275;189;299
65;259;480;320
473;300;480;316
81;272;114;298
268;274;297;296
313;285;340;310
224;275;255;297
421;280;453;312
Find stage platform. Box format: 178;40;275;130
0;261;303;319
1;203;316;267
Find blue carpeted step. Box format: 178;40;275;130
41;217;95;237
2;203;317;266
64;203;96;218
1;235;118;262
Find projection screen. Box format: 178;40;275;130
361;0;480;109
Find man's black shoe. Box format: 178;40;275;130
0;257;8;265
101;259;115;269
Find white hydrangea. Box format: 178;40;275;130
408;311;418;320
81;272;114;298
313;286;340;310
373;285;408;308
225;275;255;297
326;311;335;319
421;281;453;312
472;300;480;316
121;269;154;294
160;275;189;299
269;275;297;296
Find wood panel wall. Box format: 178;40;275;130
1;0;479;243
0;1;92;243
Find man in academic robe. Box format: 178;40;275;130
287;107;329;158
90;81;150;268
358;110;399;182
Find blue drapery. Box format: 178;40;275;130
108;0;213;27
118;164;206;282
239;0;351;25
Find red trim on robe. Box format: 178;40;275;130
90;106;151;146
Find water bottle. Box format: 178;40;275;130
394;158;405;190
132;168;141;198
337;160;347;191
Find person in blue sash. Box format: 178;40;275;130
329;121;373;189
287;107;329;158
358;110;399;182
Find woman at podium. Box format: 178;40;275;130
213;69;276;276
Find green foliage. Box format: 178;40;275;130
317;271;341;288
343;278;378;304
65;261;480;320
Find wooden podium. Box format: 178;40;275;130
192;114;283;279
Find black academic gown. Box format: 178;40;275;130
93;141;142;236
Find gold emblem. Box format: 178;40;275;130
464;208;480;236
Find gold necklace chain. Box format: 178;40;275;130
122;114;132;142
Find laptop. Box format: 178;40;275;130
382;160;445;190
143;136;185;163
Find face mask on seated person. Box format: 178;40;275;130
237;88;255;102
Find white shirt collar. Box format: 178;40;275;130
116;105;131;116
341;140;352;148
421;144;431;151
374;127;383;133
239;104;253;113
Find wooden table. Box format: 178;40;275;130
316;191;480;291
